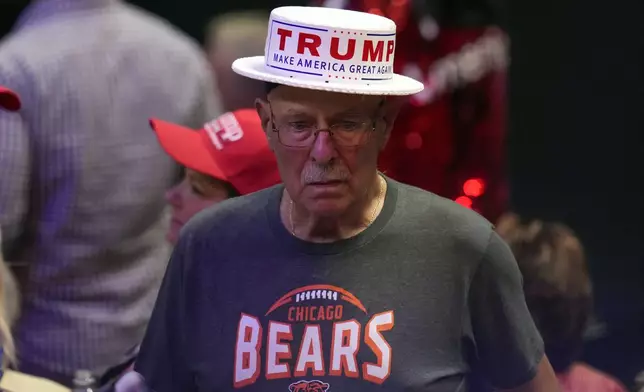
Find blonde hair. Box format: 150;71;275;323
0;245;19;367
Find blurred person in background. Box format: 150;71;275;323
0;242;22;389
636;370;644;392
0;0;221;387
497;214;627;392
150;109;281;245
205;10;269;112
0;256;17;379
1;239;63;392
1;86;20;373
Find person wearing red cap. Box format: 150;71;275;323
150;109;282;244
0;87;20;112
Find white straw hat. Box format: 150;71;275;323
231;6;424;96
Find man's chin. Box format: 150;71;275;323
303;198;351;218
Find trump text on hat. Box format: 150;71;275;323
265;20;395;82
204;112;244;150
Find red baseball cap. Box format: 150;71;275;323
0;86;20;111
149;109;281;195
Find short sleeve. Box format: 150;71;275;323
134;234;196;392
468;230;545;389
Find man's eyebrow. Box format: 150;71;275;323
333;108;365;116
332;106;375;117
278;104;378;117
283;108;314;116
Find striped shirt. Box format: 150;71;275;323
0;0;221;379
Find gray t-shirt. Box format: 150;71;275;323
135;177;544;391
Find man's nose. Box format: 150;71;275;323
309;129;337;164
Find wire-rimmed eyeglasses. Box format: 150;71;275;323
268;100;385;148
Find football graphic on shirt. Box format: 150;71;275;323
288;379;331;391
265;284;368;316
233;283;395;389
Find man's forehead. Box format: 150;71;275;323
268;86;383;114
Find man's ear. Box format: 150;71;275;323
379;96;405;150
255;98;271;132
256;98;276;150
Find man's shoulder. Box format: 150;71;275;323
395;180;493;231
180;186;278;242
393;180;493;252
0;3;205;67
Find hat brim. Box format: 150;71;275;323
232;56;424;96
149;119;226;181
0;88;21;111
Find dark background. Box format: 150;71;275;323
507;0;644;384
2;0;642;386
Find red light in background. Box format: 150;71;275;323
405;132;423;150
455;196;473;208
463;178;486;197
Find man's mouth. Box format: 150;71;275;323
308;180;345;186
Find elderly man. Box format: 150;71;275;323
135;6;560;392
